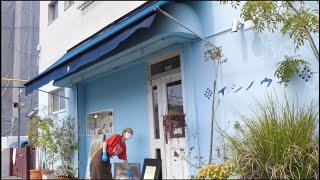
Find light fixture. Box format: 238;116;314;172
231;19;255;32
94;114;98;119
243;20;255;31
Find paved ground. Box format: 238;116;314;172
2;176;25;179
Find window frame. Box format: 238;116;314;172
49;88;66;114
48;1;58;25
86;108;114;136
64;1;74;11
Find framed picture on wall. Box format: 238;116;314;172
114;163;141;179
86;108;113;136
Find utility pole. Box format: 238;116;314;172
13;88;22;146
17;88;21;146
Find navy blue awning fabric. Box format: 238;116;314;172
25;13;156;95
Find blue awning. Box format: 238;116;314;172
24;1;168;95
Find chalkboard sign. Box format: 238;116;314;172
141;158;162;179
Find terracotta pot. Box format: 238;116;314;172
41;169;50;175
42;174;58;179
30;169;42;180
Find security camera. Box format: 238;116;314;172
231;20;239;32
243;20;255;31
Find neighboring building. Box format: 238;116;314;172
1;1;39;137
26;1;319;179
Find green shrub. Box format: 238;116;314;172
226;95;319;179
53;116;78;177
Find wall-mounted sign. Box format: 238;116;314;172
141;158;162;179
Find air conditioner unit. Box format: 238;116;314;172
77;1;94;11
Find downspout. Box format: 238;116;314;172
76;83;80;178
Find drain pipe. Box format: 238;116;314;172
76;84;80;178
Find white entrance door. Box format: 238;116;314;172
148;72;189;179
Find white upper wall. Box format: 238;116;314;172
39;1;146;72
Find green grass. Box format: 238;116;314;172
225;94;319;179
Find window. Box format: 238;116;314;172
77;1;94;10
64;1;74;10
49;88;65;113
151;55;180;76
87;109;113;136
48;1;58;24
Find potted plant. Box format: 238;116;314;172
28;115;42;179
53;116;78;179
28;115;57;179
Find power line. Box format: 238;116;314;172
1;85;69;99
2;77;29;82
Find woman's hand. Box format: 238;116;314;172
102;151;109;161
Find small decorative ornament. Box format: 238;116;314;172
298;66;313;82
204;88;213;100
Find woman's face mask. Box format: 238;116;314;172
124;132;132;140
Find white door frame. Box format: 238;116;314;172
146;51;189;179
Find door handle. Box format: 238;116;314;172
18;154;23;157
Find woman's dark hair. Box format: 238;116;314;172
122;128;133;135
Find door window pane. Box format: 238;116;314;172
156;148;161;159
166;80;183;115
152;86;160;139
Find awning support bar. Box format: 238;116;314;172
155;7;217;49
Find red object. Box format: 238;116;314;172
10;146;35;179
105;134;127;160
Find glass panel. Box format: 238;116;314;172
64;1;74;9
59;89;65;110
151;56;180;76
87;109;113;136
53;2;58;20
152;86;160;139
156;148;161;159
166;80;183;115
52;91;59;112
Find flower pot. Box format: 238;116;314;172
30;169;42;180
42;174;58;179
41;169;50;175
41;169;54;179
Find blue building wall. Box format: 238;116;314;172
77;62;149;178
179;2;319;176
49;1;319;178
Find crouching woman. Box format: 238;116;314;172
90;128;134;179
